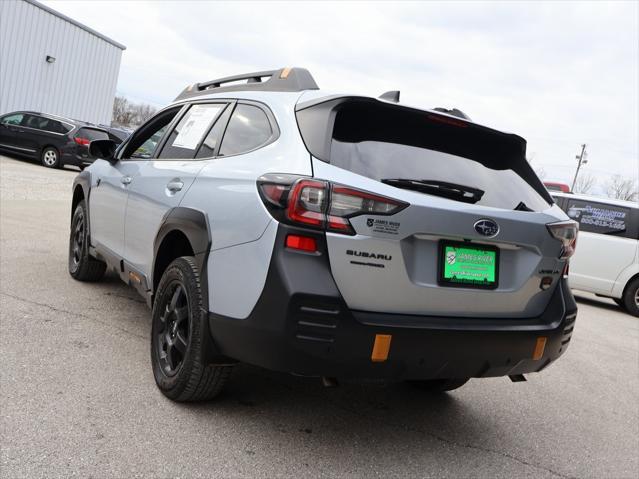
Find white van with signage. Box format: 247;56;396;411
552;192;639;316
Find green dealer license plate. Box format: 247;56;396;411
439;242;499;289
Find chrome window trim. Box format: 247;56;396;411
0;143;37;152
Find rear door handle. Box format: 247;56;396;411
121;176;132;185
166;180;184;192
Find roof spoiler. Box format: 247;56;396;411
174;67;319;101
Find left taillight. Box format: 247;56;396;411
257;174;408;235
74;137;90;146
547;221;578;259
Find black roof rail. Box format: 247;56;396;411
174;67;319;101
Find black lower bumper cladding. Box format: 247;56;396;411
208;225;577;381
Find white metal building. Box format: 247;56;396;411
0;0;125;124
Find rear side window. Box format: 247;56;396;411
1;113;24;125
297;99;552;211
76;128;109;141
23;115;70;133
219;104;273;156
565;199;635;238
24;115;63;133
159;103;225;159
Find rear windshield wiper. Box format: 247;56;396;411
381;179;484;204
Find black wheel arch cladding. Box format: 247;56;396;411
152;207;227;364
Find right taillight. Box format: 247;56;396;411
547;221;579;259
257;174;408;235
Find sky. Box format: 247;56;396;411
42;0;638;193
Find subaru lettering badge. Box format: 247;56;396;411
474;219;499;237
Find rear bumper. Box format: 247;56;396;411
208;225;577;381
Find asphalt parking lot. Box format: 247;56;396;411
0;154;637;479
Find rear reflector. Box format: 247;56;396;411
533;337;547;360
371;334;392;362
285;234;317;252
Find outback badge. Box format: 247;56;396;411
474;218;499;237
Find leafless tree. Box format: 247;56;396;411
573;173;596;194
605;174;638;201
112;95;157;127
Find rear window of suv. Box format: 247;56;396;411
297;98;552;211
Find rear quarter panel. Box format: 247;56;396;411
180;98;312;317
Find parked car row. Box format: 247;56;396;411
0;111;131;169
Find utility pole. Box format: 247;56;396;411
571;143;588;192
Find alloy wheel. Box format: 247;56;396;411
156;282;190;376
71;211;84;268
43;150;57;166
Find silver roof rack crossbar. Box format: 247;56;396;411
174;67;319;101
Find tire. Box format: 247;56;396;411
41;146;60;168
151;256;233;402
408;377;470;392
68;200;106;281
613;298;624;307
622;277;639;317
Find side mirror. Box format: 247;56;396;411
89;139;118;163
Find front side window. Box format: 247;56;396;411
122;107;181;159
1;113;24;126
565;199;630;236
195;105;233;159
219;104;273;156
159;103;225;159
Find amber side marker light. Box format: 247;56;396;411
371;334;392;362
533;337;547;360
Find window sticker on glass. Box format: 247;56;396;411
172;105;221;150
566;201;628;234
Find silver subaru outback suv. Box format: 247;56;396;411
69;67;578;401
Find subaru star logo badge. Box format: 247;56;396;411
474;219;499;237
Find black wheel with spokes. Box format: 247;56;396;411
68;200;106;281
156;282;190;376
151;256;233;401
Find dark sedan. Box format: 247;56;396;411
0;111;123;169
